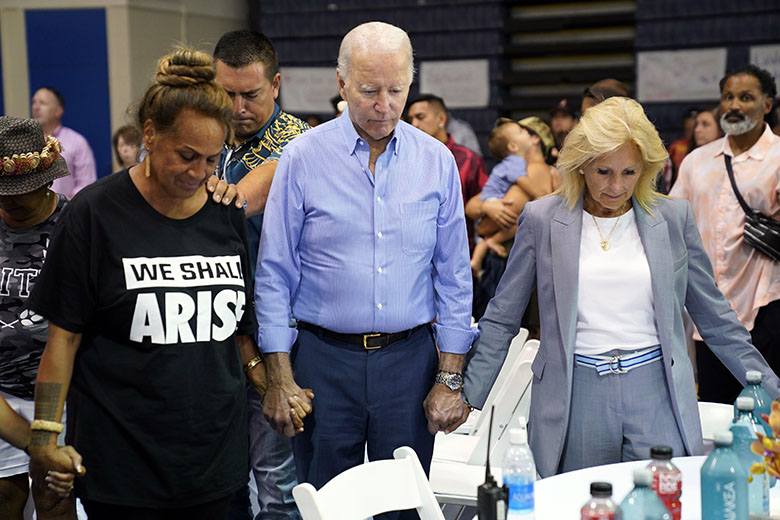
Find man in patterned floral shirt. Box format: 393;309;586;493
213;29;309;520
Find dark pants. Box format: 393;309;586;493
81;494;232;520
696;299;780;404
290;325;438;520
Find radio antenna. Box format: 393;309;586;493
485;405;496;484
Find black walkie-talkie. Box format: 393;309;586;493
477;406;508;520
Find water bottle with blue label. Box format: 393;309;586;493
730;397;769;518
735;370;773;437
502;422;535;519
700;430;749;520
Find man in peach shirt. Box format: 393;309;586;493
671;64;780;404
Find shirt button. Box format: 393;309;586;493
377;303;383;309
377;196;381;202
377;267;383;273
377;232;383;238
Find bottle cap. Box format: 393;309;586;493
650;445;672;460
714;431;734;446
509;427;527;444
590;482;612;497
633;468;652;487
746;370;763;384
736;396;755;411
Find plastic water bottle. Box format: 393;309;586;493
730;397;769;517
646;445;681;520
581;482;620;520
502;426;535;519
735;370;773;437
619;468;672;519
701;430;749;520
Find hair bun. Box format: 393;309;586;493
156;47;216;87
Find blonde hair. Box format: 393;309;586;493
137;46;232;134
556;97;668;213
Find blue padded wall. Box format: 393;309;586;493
250;0;505;161
26;8;111;178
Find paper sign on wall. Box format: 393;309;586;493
750;45;780;90
419;60;489;108
637;49;727;102
279;67;337;113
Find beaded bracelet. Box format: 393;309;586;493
30;419;64;433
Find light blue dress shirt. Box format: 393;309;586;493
479;154;527;200
256;108;477;354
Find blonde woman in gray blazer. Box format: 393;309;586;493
462;97;780;477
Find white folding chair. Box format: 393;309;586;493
698;401;734;441
452;328;529;436
292;446;444;520
468;339;539;466
430;340;540;508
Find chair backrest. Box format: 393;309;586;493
467;339;540;466
698;401;734;441
292;446;445;520
468;328;530;437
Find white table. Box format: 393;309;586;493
432;456;780;518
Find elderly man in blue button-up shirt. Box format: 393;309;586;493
256;21;477;510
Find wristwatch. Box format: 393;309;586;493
434;371;464;391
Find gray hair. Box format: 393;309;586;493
337;22;415;85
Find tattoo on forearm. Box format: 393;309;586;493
30;382;63;447
35;382;62;420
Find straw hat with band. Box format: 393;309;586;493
0;116;69;196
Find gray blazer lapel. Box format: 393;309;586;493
551;195;582;355
635;199;674;346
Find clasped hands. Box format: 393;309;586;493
29;443;85;502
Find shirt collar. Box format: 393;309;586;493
338;106;401;156
719;123;773;161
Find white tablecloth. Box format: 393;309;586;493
433;456;780;518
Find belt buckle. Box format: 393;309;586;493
609;355;627;374
363;333;381;350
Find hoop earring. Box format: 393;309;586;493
145;155;151;178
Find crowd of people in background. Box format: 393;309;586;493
0;19;778;520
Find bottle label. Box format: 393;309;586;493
721;481;738;518
652;472;682;520
653;472;682;495
507;481;534;512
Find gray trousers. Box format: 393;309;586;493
560;349;686;474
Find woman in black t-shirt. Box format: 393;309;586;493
26;47;306;519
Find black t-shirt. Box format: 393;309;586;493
0;195;66;399
29;170;257;507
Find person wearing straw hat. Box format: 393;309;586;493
0;116;82;519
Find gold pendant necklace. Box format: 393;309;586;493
591;213;622;251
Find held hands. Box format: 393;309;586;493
246;357;314;434
30;444;86;498
263;380;314;437
482;199;519;230
423;385;471;434
206;175;248;210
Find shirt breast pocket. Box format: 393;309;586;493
401;201;438;256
